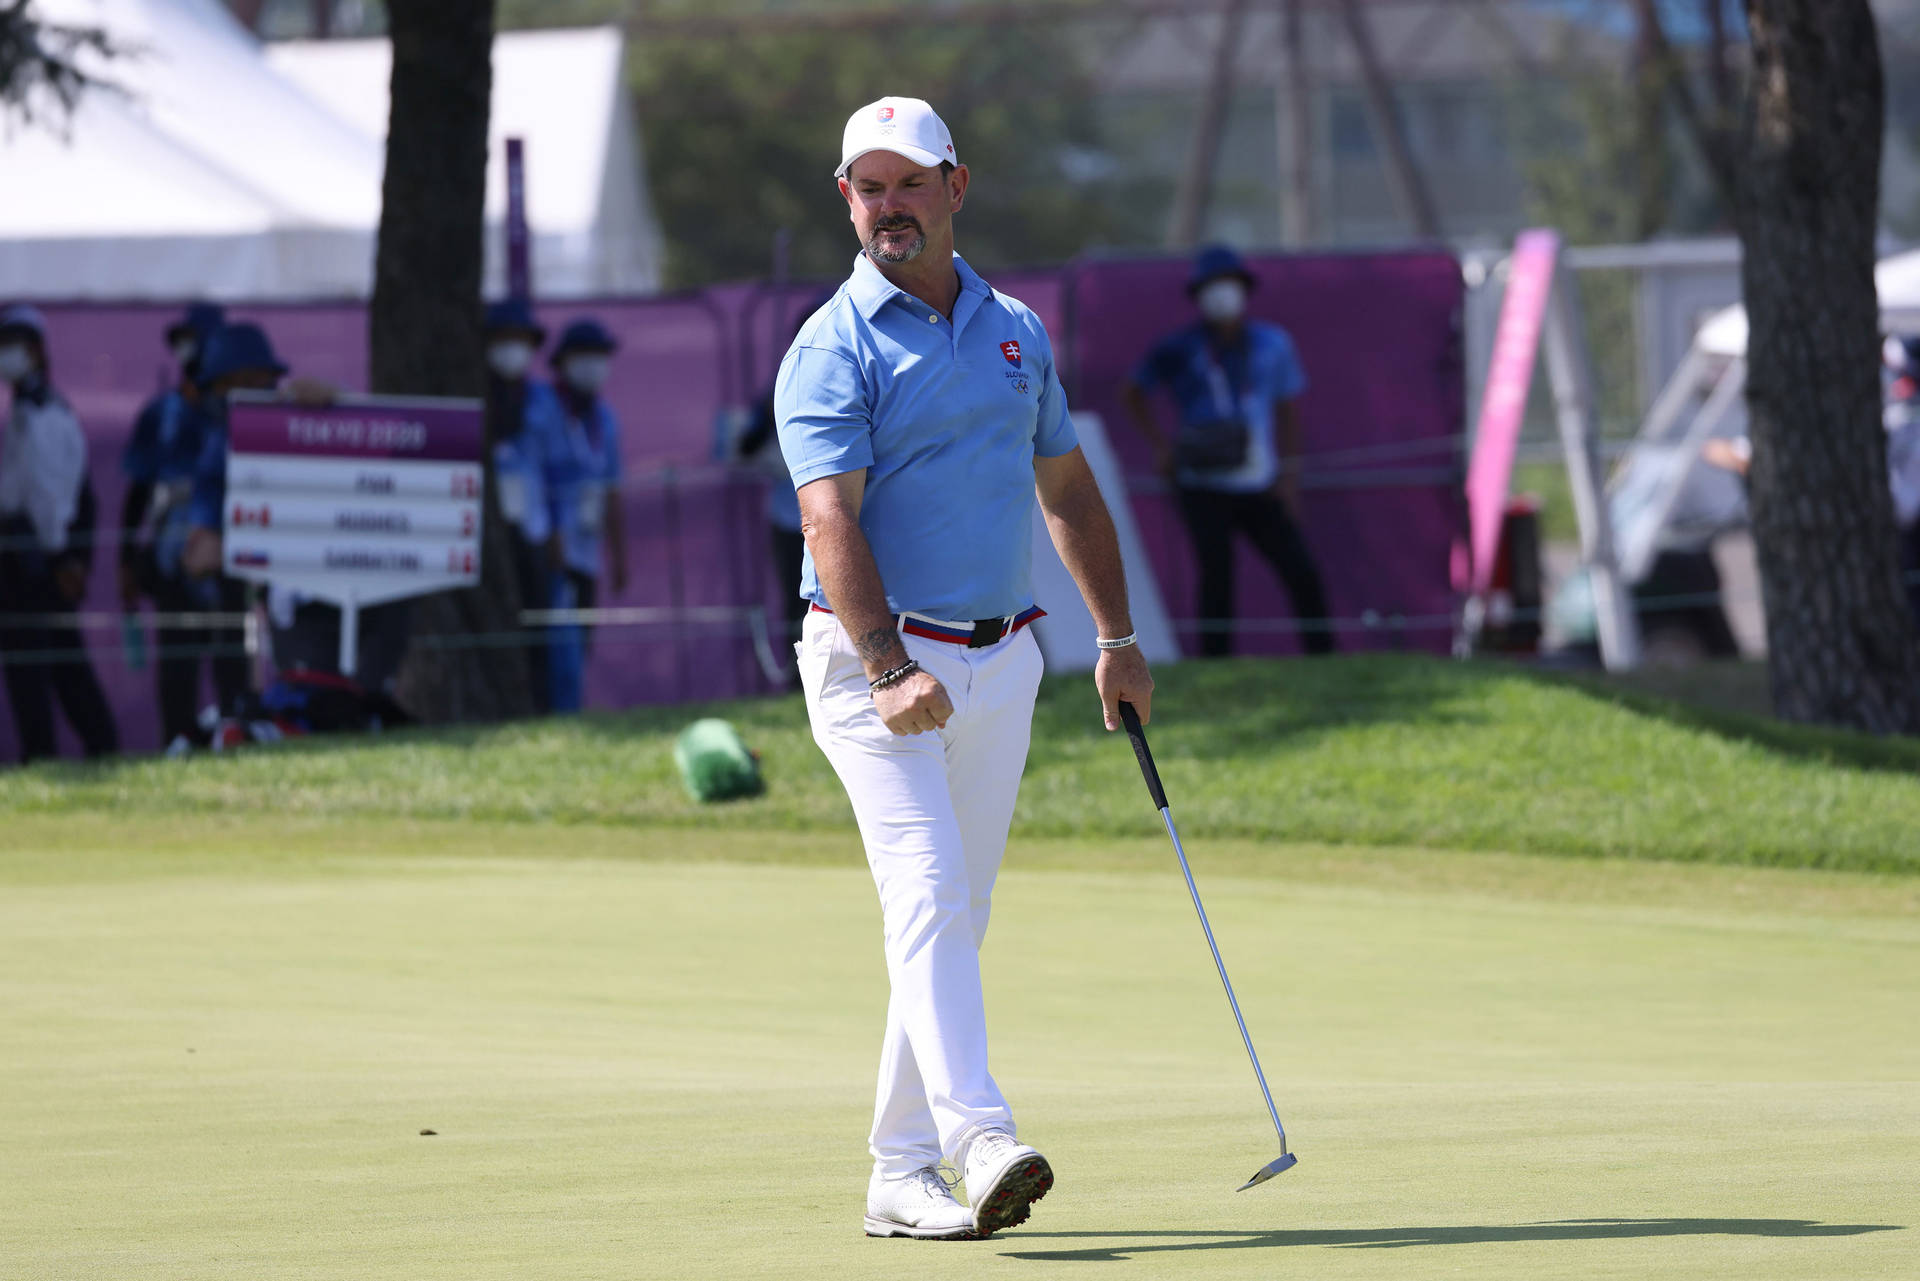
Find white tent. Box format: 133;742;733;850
1696;249;1920;356
270;26;660;297
0;0;382;297
1;1;658;299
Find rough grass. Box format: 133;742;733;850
5;655;1918;872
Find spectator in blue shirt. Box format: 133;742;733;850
1121;245;1333;656
482;298;555;713
119;303;249;743
526;317;627;713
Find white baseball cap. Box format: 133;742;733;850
835;96;957;180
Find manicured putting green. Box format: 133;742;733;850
2;821;1913;1279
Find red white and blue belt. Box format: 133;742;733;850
810;602;1046;648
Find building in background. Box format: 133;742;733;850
1081;0;1920;251
214;1;1920;263
1088;1;1610;249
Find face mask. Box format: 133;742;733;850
171;338;199;369
0;343;32;384
1196;278;1248;324
563;354;610;394
487;340;534;380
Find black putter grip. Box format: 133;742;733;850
1118;701;1169;811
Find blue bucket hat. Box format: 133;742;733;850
165;302;226;347
197;322;289;387
1186;245;1257;296
551;317;618;363
0;303;48;342
484;298;546;343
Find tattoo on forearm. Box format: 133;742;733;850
854;627;900;664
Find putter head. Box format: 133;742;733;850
1236;1152;1298;1191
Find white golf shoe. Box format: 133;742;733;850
863;1166;978;1240
961;1128;1053;1236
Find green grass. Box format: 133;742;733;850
6;662;1917;1278
6;656;1918;872
3;823;1914;1280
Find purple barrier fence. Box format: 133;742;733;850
1061;251;1466;656
6;252;1463;761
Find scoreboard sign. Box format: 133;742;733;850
222;394;484;673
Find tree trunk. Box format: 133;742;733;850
1737;0;1920;732
371;0;532;723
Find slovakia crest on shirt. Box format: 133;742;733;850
1000;340;1022;367
877;106;894;122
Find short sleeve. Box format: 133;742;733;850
1128;334;1184;391
1032;328;1078;459
1269;329;1308;401
775;345;873;489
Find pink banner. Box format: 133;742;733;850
1465;229;1559;597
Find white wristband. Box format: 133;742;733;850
1096;632;1138;650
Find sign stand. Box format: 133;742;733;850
338;589;360;679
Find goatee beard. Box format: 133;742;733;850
866;223;927;265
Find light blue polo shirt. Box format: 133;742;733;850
775;252;1078;620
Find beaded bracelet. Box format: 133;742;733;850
869;659;922;693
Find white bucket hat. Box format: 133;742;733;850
835;96;957;180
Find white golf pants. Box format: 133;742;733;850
796;609;1044;1177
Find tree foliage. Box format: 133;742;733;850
0;0;119;129
621;12;1125;287
1508;56;1680;433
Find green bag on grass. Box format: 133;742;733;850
673;718;765;803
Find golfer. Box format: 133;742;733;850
777;96;1154;1241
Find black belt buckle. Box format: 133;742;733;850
967;618;1005;649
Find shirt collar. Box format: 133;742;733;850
846;250;992;322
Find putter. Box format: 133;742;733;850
1119;700;1297;1191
